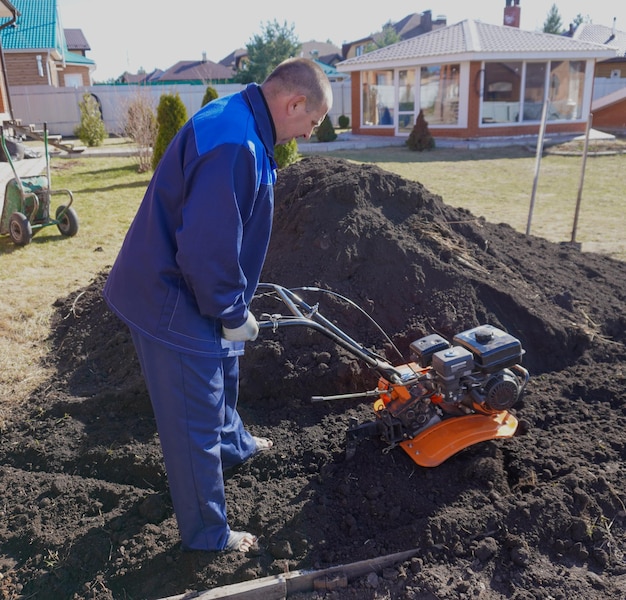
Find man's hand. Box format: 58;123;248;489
222;312;259;342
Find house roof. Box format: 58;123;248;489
218;40;343;72
157;58;234;82
0;0;59;50
312;58;349;80
64;27;90;52
218;48;247;70
389;11;446;40
394;13;427;38
299;40;342;64
572;23;626;57
118;69;164;84
337;19;618;71
0;0;95;68
63;49;93;66
342;11;447;56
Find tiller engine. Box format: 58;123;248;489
255;283;529;467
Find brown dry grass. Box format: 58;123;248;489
0;156;150;419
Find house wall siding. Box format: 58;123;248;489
593;98;626;132
6;52;59;87
596;60;626;78
62;65;91;87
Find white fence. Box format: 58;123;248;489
9;76;623;138
8;80;352;138
593;77;626;99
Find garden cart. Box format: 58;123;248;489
0;123;78;246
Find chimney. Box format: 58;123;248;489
421;10;433;32
503;0;521;28
202;51;207;63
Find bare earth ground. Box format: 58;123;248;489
1;156;626;599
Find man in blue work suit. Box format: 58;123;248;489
103;58;332;553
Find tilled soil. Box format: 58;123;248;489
1;156;626;599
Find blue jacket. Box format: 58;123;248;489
103;83;277;357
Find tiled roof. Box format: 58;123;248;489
64;28;90;52
0;0;59;50
63;49;93;66
338;20;618;70
391;11;446;40
312;58;349;80
118;69;163;84
218;48;246;69
157;59;234;82
300;40;341;60
572;23;626;57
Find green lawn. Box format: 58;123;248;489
319;144;626;261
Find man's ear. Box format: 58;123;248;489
286;94;307;115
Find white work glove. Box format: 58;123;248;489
222;311;259;342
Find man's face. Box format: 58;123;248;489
277;97;328;145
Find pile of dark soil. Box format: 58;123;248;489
1;156;626;600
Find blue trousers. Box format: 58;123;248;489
130;330;256;550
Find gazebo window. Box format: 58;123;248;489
482;60;586;125
482;61;522;123
549;60;585;120
361;70;394;126
419;64;460;125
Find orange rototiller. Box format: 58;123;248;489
255;283;529;467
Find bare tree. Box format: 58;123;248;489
122;90;157;173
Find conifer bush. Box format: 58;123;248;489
337;114;349;129
315;115;337;142
74;93;106;147
406;109;435;151
201;86;218;107
152;93;188;170
274;139;299;169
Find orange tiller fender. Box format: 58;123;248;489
399;411;519;467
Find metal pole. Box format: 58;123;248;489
526;99;550;236
570;112;593;245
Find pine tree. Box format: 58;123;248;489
151;93;188;170
406;110;435;151
543;4;563;34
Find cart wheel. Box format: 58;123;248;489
56;205;79;237
8;212;33;246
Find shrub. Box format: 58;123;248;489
406;110;435;151
123;92;157;173
315;114;337;142
74;93;106;147
337;114;349;129
274;139;299;169
152;93;188;170
201;86;218;107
